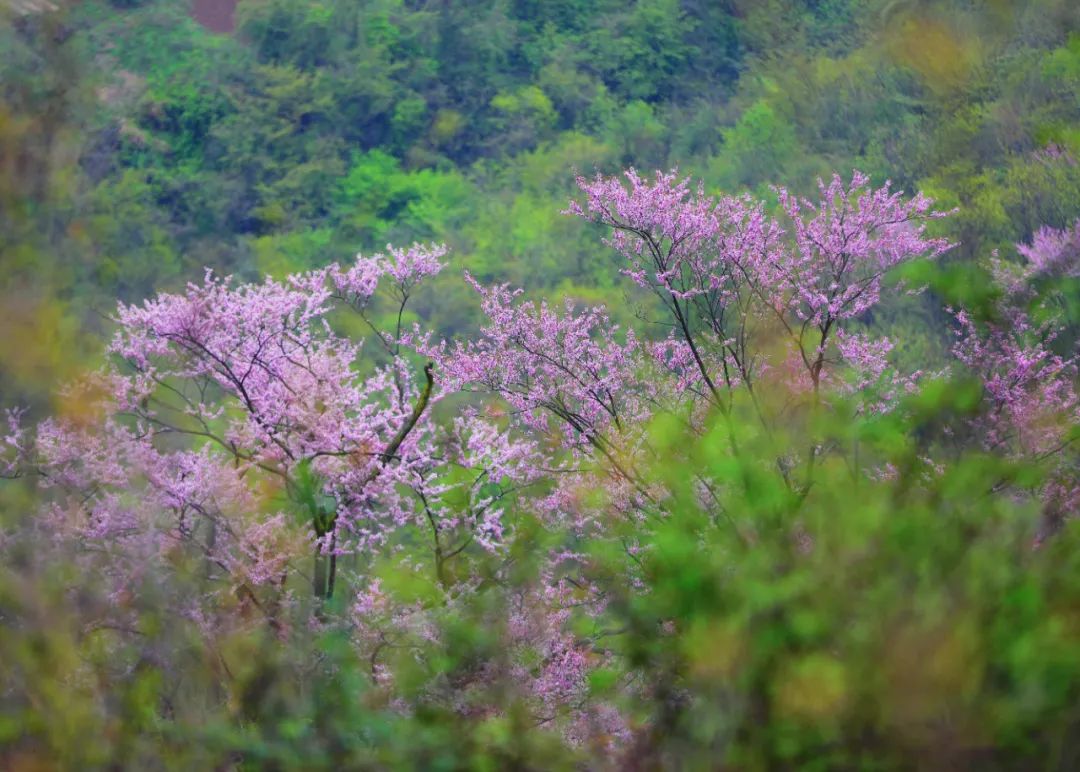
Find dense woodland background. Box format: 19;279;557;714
4;0;1080;406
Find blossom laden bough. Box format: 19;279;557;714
1;407;28;479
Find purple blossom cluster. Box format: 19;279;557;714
953;219;1080;536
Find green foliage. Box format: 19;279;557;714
574;395;1080;768
713;99;799;188
5;0;1080;408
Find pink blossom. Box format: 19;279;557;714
1;407;28;478
1017;220;1080;279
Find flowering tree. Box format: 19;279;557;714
22;244;536;619
437;169;953;536
566;169;950;399
953;219;1080;541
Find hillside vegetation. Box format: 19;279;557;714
4;0;1080;401
3;2;1080;769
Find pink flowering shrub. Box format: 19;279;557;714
1;408;27;479
952;219;1080;539
1016;220;1080;279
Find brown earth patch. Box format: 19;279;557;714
191;0;237;34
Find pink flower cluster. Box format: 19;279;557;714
565;168;950;407
439;274;645;439
1;407;28;478
1016;220;1080;279
953;219;1080;537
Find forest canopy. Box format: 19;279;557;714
4;0;1080;400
